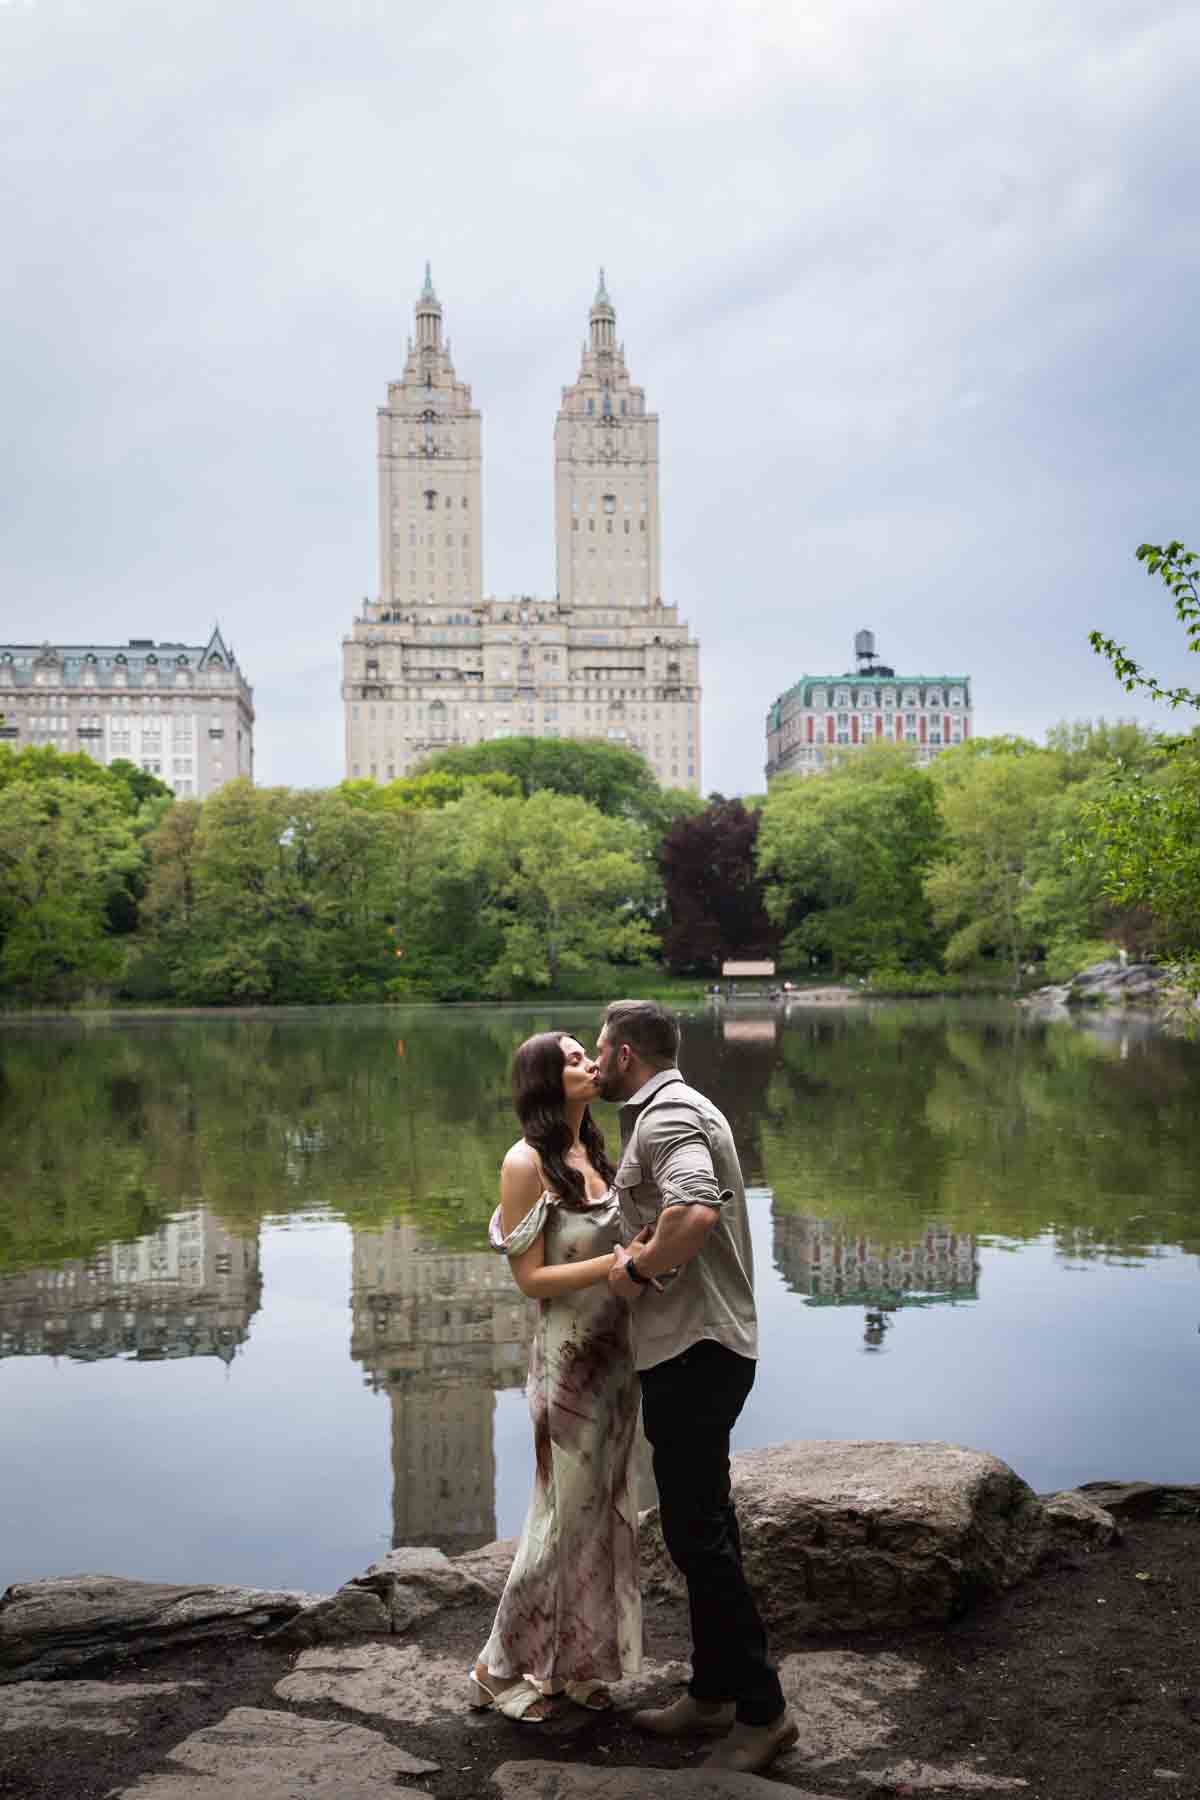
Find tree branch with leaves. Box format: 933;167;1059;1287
1089;541;1200;711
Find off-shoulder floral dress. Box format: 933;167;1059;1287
479;1187;642;1685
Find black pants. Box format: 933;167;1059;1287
639;1338;785;1726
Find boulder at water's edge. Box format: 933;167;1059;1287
639;1440;1049;1634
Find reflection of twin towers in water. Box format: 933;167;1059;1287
349;1224;534;1554
0;1204;979;1555
0;1207;261;1364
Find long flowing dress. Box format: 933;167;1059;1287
479;1187;642;1685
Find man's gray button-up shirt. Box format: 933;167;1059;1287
613;1068;758;1372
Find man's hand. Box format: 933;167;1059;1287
609;1237;663;1299
609;1241;644;1300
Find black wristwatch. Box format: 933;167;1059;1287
625;1257;651;1286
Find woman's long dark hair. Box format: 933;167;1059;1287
511;1031;615;1207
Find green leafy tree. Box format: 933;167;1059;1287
0;778;143;1000
1075;738;1200;952
416;735;679;828
0;743;171;812
1080;543;1200;979
151;781;412;1004
925;740;1063;986
756;745;945;975
445;785;658;993
1013;723;1165;973
347;768;521;810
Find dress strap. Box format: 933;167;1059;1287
489;1189;559;1258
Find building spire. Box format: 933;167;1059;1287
415;262;443;351
589;268;616;354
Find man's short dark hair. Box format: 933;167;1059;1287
601;999;680;1069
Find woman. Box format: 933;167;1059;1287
469;1031;644;1723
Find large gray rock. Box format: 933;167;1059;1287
110;1705;436;1799
639;1441;1048;1633
1070;959;1167;1003
1022;960;1169;1012
0;1574;318;1682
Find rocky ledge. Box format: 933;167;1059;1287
1021;958;1171;1011
1;1441;1161;1683
3;1451;1197;1800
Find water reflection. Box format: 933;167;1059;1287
0;1205;260;1363
0;1004;1197;1584
772;1211;979;1309
350;1222;534;1553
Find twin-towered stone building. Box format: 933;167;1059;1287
342;270;702;791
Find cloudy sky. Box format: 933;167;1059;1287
4;0;1198;794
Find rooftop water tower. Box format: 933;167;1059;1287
855;629;877;671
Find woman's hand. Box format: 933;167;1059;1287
609;1238;665;1299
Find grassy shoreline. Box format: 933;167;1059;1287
0;973;1045;1020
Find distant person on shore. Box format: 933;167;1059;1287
594;999;798;1775
468;1031;645;1721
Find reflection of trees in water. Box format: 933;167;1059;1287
761;1006;1200;1257
0;1011;587;1273
0;1205;260;1363
2;1004;1196;1290
676;1011;780;1187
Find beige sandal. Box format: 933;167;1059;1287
532;1676;614;1711
565;1679;614;1711
467;1670;552;1722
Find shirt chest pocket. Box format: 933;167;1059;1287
614;1153;658;1227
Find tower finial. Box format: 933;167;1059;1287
589;269;616;352
415;263;443;351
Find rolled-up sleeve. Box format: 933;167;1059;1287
638;1103;732;1210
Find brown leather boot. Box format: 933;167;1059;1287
701;1710;800;1771
630;1693;735;1738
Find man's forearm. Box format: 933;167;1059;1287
632;1202;719;1277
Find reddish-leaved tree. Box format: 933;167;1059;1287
658;798;777;973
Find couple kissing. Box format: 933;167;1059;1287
468;999;797;1776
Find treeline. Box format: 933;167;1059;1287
756;722;1199;987
1;720;1197;1007
0;739;701;1004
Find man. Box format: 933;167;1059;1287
594;1000;797;1775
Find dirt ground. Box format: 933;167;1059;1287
2;1512;1197;1800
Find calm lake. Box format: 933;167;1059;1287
2;1002;1197;1596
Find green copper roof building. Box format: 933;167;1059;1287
765;632;973;781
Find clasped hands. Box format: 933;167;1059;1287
609;1226;663;1300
